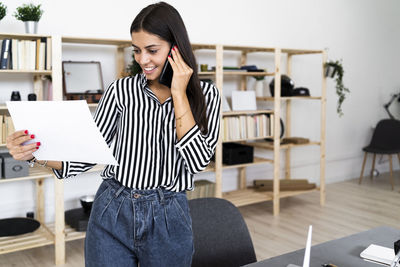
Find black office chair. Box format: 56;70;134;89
359;119;400;189
189;197;257;267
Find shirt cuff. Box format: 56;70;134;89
175;124;201;150
52;161;68;179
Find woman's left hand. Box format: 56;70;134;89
168;45;193;96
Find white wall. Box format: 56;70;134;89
0;0;399;221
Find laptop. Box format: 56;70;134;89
287;225;312;267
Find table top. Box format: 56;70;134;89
245;226;400;267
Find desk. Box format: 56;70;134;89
245;226;400;267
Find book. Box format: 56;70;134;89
36;39;41;70
0;115;3;144
18;40;25;70
0;39;11;69
39;38;46;70
360;244;394;265
29;40;36;70
11;39;19;70
46;37;52;70
1;115;6;143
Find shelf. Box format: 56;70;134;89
0;164;105;184
62;36;131;47
223;187;319;207
277;187;319;198
216;45;323;55
0;70;52;75
223;136;272;143
0;33;51;40
245;140;321;150
0;224;54;255
88;103;98;109
222;156;273;170
223;188;272;207
223;110;273;116
192;44;217;50
0;168;54;183
202;161;215;173
199;71;274;76
47;223;86;242
257;96;322;101
0;220;91;255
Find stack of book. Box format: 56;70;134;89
187;180;215;200
0;115;15;145
222;114;273;141
0;37;52;70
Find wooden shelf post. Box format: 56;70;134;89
320;50;327;206
214;44;224;198
273;48;282;216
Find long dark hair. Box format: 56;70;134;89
130;2;208;134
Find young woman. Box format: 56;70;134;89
6;2;220;266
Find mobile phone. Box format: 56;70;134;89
159;44;175;88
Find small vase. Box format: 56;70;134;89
253;80;265;97
24;21;38;34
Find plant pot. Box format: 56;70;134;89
253;80;266;97
324;65;336;78
24;21;38;34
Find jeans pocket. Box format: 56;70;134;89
172;196;192;231
94;181;111;202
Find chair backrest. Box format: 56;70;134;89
369;119;400;150
189;197;257;267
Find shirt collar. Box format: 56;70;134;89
139;73;148;89
138;73;172;105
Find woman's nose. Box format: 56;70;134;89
137;54;150;65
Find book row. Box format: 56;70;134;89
0;37;52;71
222;114;273;142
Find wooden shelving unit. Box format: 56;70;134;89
194;44;326;215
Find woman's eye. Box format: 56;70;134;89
133;49;140;54
149;50;158;54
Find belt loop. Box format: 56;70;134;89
115;185;125;198
157;188;165;204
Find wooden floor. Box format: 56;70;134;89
1;171;400;266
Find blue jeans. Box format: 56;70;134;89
85;178;194;267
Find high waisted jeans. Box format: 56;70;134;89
85;178;194;267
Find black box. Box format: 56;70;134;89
65;208;90;232
223;143;254;165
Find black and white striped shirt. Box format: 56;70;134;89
53;73;221;192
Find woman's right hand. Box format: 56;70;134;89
6;130;40;161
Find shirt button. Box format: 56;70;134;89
133;193;141;199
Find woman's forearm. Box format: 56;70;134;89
36;160;62;170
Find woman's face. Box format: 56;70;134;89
131;30;171;82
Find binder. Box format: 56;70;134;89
0;39;11;69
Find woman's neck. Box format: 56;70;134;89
148;79;170;92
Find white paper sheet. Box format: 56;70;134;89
231;91;257;111
6;100;118;165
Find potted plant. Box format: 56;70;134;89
126;53;142;77
252;75;266;97
13;3;44;34
325;60;349;117
0;2;7;21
